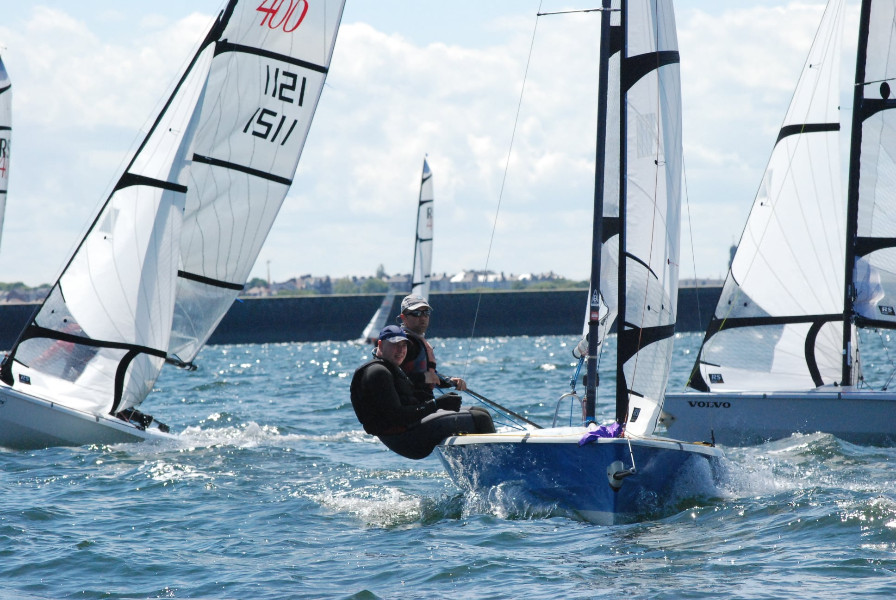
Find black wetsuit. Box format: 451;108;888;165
400;330;452;402
350;357;495;460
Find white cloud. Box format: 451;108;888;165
0;0;839;286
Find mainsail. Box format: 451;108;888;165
688;0;847;392
410;157;434;298
585;0;682;437
0;0;346;417
0;54;10;249
168;2;345;364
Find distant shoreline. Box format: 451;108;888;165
0;287;721;348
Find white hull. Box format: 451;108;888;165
661;389;896;446
0;384;171;450
438;427;723;524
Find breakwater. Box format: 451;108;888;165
0;288;721;348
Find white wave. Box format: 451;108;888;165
315;486;424;527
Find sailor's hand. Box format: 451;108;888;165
450;377;467;392
435;393;462;412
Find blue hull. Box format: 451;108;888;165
437;430;723;524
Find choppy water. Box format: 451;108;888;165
2;331;896;599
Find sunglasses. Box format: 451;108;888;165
404;309;431;318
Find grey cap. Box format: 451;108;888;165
401;295;431;312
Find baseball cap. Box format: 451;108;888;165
378;325;409;344
401;295;431;313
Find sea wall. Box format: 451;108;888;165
0;287;721;348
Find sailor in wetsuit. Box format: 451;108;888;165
350;325;494;459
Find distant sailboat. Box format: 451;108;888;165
359;157;434;343
0;53;10;248
438;0;722;524
410;158;434;299
0;0;346;449
663;0;896;446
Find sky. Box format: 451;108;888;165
0;0;855;287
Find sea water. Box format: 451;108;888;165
2;331;896;599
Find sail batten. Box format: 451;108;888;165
216;41;331;74
191;154;293;185
115;174;189;193
176;270;244;290
776;122;840;143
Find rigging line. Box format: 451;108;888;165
463;388;543;429
859;77;896;86
461;2;544;377
875;328;896;391
537;8;619;16
681;157;701;389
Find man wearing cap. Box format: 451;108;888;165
398;294;466;402
350;324;494;459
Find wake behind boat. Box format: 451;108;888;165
662;0;896;447
0;0;346;450
438;0;723;524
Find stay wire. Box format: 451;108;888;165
455;3;543;403
464;3;543;348
453;3;544;430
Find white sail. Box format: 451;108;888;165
604;0;682;437
169;1;346;364
691;0;846;392
0;54;10;249
410;158;434;299
0;0;346;418
358;291;396;343
849;0;896;331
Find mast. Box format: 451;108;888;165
585;0;614;424
614;0;629;424
841;0;872;385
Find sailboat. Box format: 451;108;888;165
0;53;10;248
662;0;896;447
0;0;346;450
358;157;434;343
437;0;722;524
